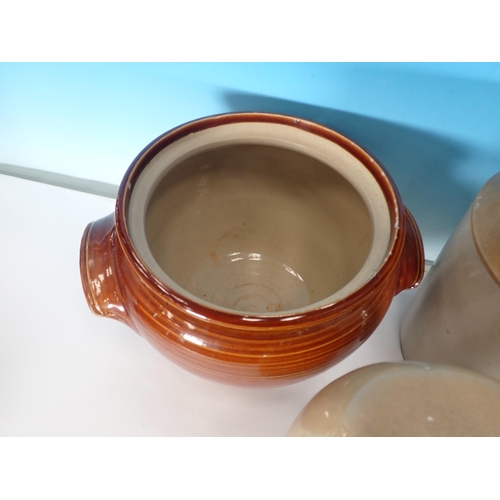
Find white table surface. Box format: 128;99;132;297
0;173;417;436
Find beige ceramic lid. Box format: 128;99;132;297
472;171;500;285
287;362;500;436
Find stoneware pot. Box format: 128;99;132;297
80;113;424;386
401;171;500;380
288;362;500;436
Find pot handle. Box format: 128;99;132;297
79;213;131;326
395;207;425;294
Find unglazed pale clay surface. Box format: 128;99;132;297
128;121;391;315
401;173;500;380
288;362;500;436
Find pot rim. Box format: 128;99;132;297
115;112;406;324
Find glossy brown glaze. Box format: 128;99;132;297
80;113;425;386
396;207;425;294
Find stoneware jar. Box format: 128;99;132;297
288;362;500;436
80;113;424;386
401;171;500;381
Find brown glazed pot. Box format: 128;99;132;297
80;113;424;386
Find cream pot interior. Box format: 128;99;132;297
127;121;392;316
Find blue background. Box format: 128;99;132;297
1;62;499;260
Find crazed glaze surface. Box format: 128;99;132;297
80;113;424;385
288;362;500;436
